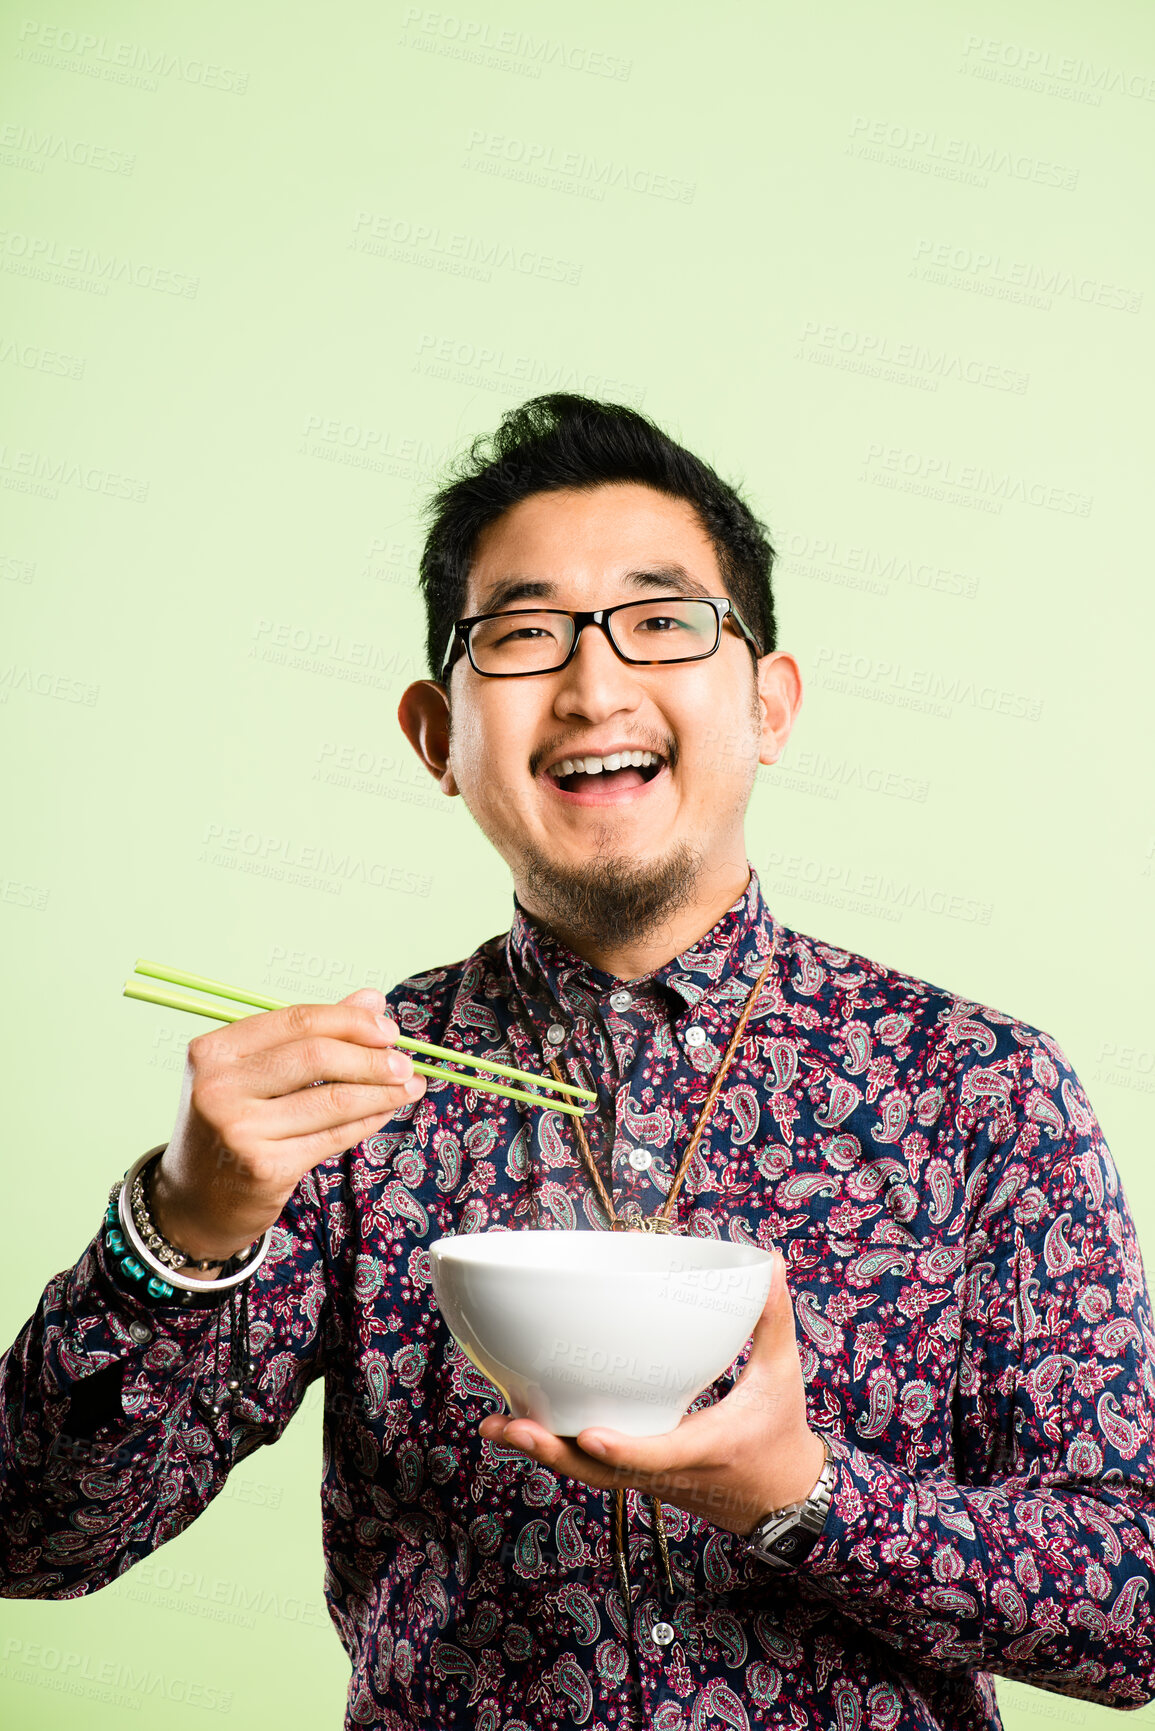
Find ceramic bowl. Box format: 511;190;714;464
428;1228;774;1437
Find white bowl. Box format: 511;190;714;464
429;1228;774;1437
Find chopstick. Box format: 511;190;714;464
124;959;595;1117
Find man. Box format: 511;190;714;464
3;393;1154;1730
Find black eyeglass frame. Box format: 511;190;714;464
440;595;763;682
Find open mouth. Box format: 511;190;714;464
548;749;665;794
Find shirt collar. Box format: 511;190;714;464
504;866;779;1020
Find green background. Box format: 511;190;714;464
2;0;1153;1724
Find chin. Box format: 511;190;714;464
514;835;705;948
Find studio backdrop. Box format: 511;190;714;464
2;0;1152;1725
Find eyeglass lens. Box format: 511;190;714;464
467;599;721;675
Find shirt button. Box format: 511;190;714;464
128;1321;153;1346
651;1620;675;1646
609;990;632;1011
546;1024;566;1046
627;1148;652;1171
684;1026;707;1048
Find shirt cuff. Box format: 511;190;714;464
780;1431;922;1586
44;1231;224;1421
720;1432;920;1592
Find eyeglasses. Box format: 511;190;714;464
441;596;761;681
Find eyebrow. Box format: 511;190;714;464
475;564;712;614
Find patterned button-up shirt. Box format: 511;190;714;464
4;870;1155;1730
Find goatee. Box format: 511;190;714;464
515;836;705;951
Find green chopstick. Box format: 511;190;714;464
125;960;594;1117
131;959;593;1099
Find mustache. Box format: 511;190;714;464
528;731;679;778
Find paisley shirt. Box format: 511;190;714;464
4;870;1155;1731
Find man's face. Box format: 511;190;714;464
401;482;802;946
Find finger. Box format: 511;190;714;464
193;994;401;1064
478;1404;716;1476
233;1033;418;1100
573;1407;723;1474
289;1110;423;1162
508;1424;710;1512
267;1075;427;1135
218;1087;429;1183
479;1417;630;1491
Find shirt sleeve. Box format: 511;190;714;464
781;1033;1155;1709
0;1166;333;1599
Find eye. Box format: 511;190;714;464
634;613;684;633
492;624;553;645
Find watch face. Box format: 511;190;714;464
771;1529;807;1560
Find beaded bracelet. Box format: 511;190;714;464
103;1188;211;1307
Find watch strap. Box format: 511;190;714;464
743;1435;836;1570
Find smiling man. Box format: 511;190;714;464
3;394;1155;1731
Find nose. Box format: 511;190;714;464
552;615;644;723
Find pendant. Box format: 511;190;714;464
611;1215;677;1235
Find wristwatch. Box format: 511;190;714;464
743;1435;836;1569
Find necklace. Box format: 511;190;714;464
540;936;779;1612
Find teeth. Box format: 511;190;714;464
552;750;661;779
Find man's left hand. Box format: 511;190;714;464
477;1249;827;1537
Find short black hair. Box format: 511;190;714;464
417;393;777;679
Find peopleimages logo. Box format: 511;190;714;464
413;332;644;405
861;443;1092;518
911;238;1141;314
0;440;148;502
199;821;433;898
351;209;583;286
780;532;978;601
0;334;85;379
811;645;1043;723
462;130;696;204
795;321;1028;395
762;849;994;927
959;34;1155;104
0;228;199;297
0;121;135;175
15;20;249;93
847;115;1079;190
1;1635;233;1712
399;8;633;81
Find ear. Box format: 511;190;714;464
397;680;460;797
755;652;803;766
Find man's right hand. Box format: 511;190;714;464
148;988;426;1277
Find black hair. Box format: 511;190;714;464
417;393;776;679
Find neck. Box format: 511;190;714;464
516;856;753;980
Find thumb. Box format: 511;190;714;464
735;1251;798;1381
